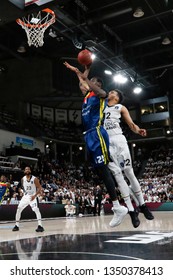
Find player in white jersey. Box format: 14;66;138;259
12;166;44;232
104;89;154;227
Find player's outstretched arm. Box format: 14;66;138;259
63;61;80;74
121;105;147;136
64;61;90;93
63;61;90;76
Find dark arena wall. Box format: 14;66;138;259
0;203;79;221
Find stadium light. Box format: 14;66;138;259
133;86;142;94
91;53;96;60
113;74;128;84
104;70;112;75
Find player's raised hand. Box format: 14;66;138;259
138;129;147;137
63;61;79;73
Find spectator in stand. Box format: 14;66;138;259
10;141;15;148
160;193;168;203
10;193;18;204
168;188;173;202
76;194;86;215
84;192;94;214
93;185;103;216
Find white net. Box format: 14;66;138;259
17;9;55;47
25;24;47;47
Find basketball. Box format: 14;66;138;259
77;49;92;66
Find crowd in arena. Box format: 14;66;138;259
139;148;173;203
0;105;173;212
1;146;173;216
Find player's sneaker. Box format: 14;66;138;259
35;225;44;232
12;225;19;231
109;205;128;227
139;204;154;220
129;209;140;228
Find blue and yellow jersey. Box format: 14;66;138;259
0;182;9;188
82;91;106;131
0;181;9;204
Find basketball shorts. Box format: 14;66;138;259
84;126;110;167
18;194;39;210
108;134;132;174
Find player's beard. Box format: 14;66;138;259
25;171;31;176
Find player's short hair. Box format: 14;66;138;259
24;166;31;171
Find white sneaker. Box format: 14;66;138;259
109;205;128;227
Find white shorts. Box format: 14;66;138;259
18;194;38;210
108;134;132;174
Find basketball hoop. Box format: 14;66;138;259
16;8;56;47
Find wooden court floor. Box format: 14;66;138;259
0;211;173;260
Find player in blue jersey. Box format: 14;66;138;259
64;61;128;227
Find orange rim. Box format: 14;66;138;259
16;8;55;28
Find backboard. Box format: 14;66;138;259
8;0;54;9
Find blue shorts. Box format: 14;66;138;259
84;126;110;167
